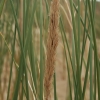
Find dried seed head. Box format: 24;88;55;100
44;0;60;100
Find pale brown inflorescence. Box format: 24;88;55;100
44;0;59;100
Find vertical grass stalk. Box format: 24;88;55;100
40;0;43;100
44;0;59;99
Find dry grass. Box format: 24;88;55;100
44;0;60;100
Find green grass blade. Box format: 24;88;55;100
90;30;93;100
82;46;91;100
9;0;30;99
60;17;78;96
24;65;30;100
12;56;23;100
44;0;49;15
7;25;16;100
69;1;82;98
0;0;6;17
24;0;37;54
28;35;37;94
60;18;72;100
54;72;57;100
87;1;100;99
39;0;44;100
80;0;88;71
60;18;76;83
94;55;96;100
77;0;81;61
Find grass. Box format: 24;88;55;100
0;0;100;100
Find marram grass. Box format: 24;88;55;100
0;0;100;100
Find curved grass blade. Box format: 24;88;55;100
60;23;72;100
60;17;77;92
9;0;30;99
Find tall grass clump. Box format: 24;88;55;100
0;0;100;100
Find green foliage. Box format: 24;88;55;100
0;0;100;100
